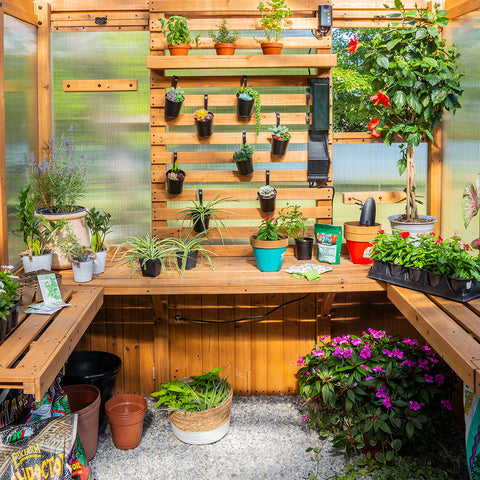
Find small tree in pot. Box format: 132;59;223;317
209;19;239;55
277;203;313;260
233;143;254;176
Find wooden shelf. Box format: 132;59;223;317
146;54;337;70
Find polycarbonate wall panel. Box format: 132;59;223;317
4;15;37;265
442;13;480;243
52;32;150;243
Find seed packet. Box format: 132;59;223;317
315;224;342;265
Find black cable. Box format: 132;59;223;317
174;292;312;324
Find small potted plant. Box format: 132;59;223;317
257;0;293;54
209;19;239;55
166;157;186;195
12;186;66;273
236;86;261;135
270;124;291;156
165;86;185;119
0;267;20;341
250;217;288;272
86;208;112;274
277;203;313;260
193;109;214;138
233;143;254;176
159;15;199;56
60;228;95;283
257;185;277;213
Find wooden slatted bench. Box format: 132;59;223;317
0;286;103;400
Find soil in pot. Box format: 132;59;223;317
271;138;289;156
140;259;161;277
261;42;283;54
214;43;236;55
237;97;254;118
195;116;214;137
295;238;313;260
168;43;190;56
166;170;185;195
177;250;198;270
165;96;183;119
235;157;254;176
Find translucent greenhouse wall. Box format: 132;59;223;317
52;32;150;243
443;13;480;243
4;15;37;265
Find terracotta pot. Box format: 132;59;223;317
261;42;283;54
343;221;381;265
105;394;147;450
168;43;190;56
214;43;236;55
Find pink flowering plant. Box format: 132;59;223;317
297;329;454;458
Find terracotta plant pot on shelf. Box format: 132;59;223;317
168;43;190;56
214;43;236;55
261;42;283;54
344;221;381;265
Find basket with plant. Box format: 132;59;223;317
277;203;313;260
159;15;199;55
233;143;254;176
257;0;293;54
209;19;239;55
165;87;185;119
270;124;291;156
193;109;214;137
236;86;261;135
257;185;277;213
166;155;186;195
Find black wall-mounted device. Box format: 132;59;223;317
318;5;332;28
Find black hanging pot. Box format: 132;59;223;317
139;259;161;277
177;250;198;271
166;170;185;195
237;96;254;118
195;115;214;138
193;215;210;233
235;157;254;176
295;237;313;260
258;194;276;214
271;137;289;156
165;95;183;119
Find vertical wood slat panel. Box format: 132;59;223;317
138;295;155;395
283;293;300;394
251;294;268;395
201;295;219;373
218;295;236;390
153;296;169;389
185;294;203;376
234;294;252;394
267;294;284;395
169;295;186;381
107;296;125;395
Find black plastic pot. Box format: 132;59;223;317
372;259;383;273
428;271;442;287
237;97;254;118
195;115;214;138
166;170;185;195
409;267;422;283
449;276;473;293
193;215;210;233
272;138;289;156
165;96;183;119
235;157;254;176
295;238;313;260
177;250;198;271
388;262;404;277
258;194;276;214
140;259;161;277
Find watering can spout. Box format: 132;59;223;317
359;197;376;226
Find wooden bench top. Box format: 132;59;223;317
0;286;103;400
388;284;480;395
60;255;385;296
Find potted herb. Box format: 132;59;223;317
209;19;239;55
0;267;20;341
277;203;313;260
27;126;91;269
159;15;199;56
86;208;112;274
250;217;288;272
12;186;66;273
269;124;291;156
166;157;186;195
152;368;232;444
193;109;214;138
257;185;277;213
352;1;463;230
114;234;175;278
60;228;95;283
257;0;293;54
165;87;185;119
162;229;216;278
236;86;261;135
233;143;254;176
176;192;234;238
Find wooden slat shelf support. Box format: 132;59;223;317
343;191;405;205
0;286;104;400
63;79;138;92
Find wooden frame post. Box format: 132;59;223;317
427;125;442;234
0;4;7;265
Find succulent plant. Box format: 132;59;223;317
270;125;291;141
233;143;254;162
258;185;276;198
166;87;185;102
193;109;213;121
167;171;185;181
236;87;261;135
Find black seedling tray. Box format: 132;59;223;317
367;261;480;303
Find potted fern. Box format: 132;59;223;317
209;19;239;55
159;16;199;56
165;86;185;119
236;86;261;135
257;0;293;54
233;142;254;176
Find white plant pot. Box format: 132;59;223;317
388;214;437;239
92;249;107;274
22;252;53;273
71;257;94;283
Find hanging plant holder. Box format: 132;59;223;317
195;94;214;138
258;170;277;213
165;76;183;119
166;152;185;195
234;131;254;176
271;113;289;156
237;75;254;118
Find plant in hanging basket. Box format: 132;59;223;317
166;158;186;195
257;185;277;213
233;143;254;176
159;15;199;55
165;87;185;119
209;19;239;55
270;124;291;156
257;0;293;54
236;86;261;135
193;109;214;137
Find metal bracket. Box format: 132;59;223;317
306;112;310;124
266;170;270;186
242;131;247;145
95;16;107;25
198;189;203;205
173;151;177;169
306;87;311;102
204;94;208;110
242;75;247;88
172;75;178;89
275;112;280;127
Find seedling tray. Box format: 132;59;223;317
367;261;480;303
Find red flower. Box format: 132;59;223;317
346;34;359;54
367;118;381;138
400;231;410;238
370;90;391;107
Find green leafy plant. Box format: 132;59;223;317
27;126;88;213
351;1;463;222
152;367;230;412
59;226;93;263
270;124;291;141
12;186;66;256
257;0;293;42
277;203;308;240
237;86;262;135
159;15;199;46
233;143;254;162
0;267;19;322
209;19;239;44
256;216;282;241
298;329;454;458
165;87;185;102
86;208;112;253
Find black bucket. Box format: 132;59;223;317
166;170;185;195
61;350;122;418
165;96;183;119
236;157;254;176
258;195;276;213
237;97;254;118
295;237;313;260
195;116;213;138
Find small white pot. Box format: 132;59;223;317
92;249;107;274
22;252;53;273
71;257;94;283
388;214;437;238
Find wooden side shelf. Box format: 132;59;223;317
0;287;103;400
